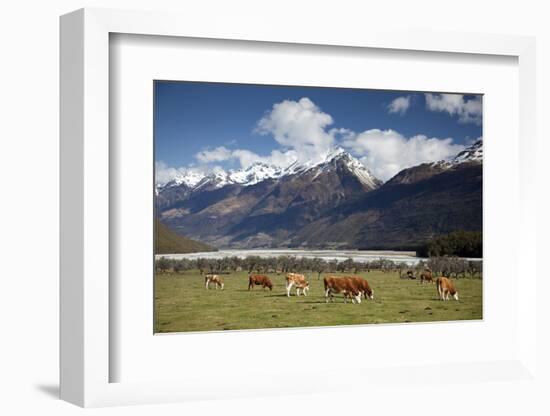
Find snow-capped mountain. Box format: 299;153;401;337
157;142;482;250
158;148;380;193
155;169;206;195
385;140;483;186
193;162;287;190
433;139;483;168
449;139;482;164
308;149;381;190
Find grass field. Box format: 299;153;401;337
154;270;482;333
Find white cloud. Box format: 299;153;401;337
256;97;336;164
342;129;465;181
425;93;482;125
191;96;338;171
155;161;180;185
387;96;411;115
195;146;233;163
193;146;298;170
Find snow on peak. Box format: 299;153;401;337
156;169;206;190
451;140;482;164
433;140;483;168
228;162;285;186
157;147;381;193
322;147;346;162
309;148;380;189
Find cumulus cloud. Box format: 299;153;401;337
195;146;233;163
189;97;338;172
342;129;465;181
387;96;411;115
193;146;298;170
155;161;180;185
256;97;336;164
425;93;482;125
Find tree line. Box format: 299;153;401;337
155;254;482;279
417;230;482;258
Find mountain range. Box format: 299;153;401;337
156;140;482;250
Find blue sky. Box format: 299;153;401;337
154;81;482;181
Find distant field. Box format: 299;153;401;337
154;270;482;333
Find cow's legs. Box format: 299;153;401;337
286;281;294;297
296;287;301;296
205;279;209;290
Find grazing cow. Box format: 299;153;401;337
285;273;310;297
248;274;273;291
205;274;224;290
323;276;362;304
420;271;434;284
436;277;459;301
348;276;374;300
406;270;416;279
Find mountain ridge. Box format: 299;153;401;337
157;148;380;193
156;141;483;250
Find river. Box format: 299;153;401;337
155;248;428;265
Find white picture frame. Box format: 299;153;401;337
60;8;538;408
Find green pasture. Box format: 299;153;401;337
154;270;482;333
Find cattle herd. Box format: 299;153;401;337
204;268;459;303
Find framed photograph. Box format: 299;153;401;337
60;8;538;408
153;80;483;334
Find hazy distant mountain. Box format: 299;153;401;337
156;141;482;250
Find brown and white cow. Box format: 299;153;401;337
285;273;310;297
436;277;459;301
205;274;224;290
323;276;362;304
248;274;273;291
420;270;434;284
348;276;374;300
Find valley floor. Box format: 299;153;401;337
154;270;483;333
